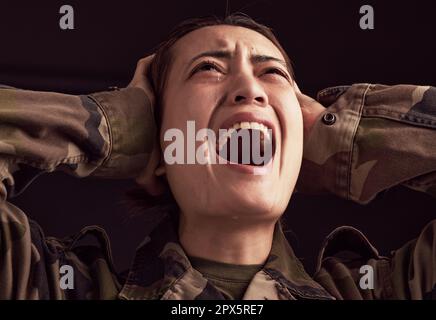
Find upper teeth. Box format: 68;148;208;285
218;121;272;149
231;121;271;137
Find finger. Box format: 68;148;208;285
293;81;302;94
136;54;155;76
295;91;316;108
128;54;155;86
292;82;317;108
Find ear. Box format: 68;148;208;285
155;159;166;176
136;143;166;196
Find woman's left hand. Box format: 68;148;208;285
294;83;325;139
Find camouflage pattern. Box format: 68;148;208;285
0;84;435;299
118;211;333;300
314;220;436;299
298;83;436;299
297;83;436;204
0;86;155;299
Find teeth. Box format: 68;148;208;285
229;121;271;137
250;122;260;130
218;121;272;144
240;122;250;129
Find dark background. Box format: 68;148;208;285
1;0;436;273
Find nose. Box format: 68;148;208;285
227;71;268;108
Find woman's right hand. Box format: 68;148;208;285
127;55;155;106
128;55;166;196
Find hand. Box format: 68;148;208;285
127;55;155;106
294;83;325;139
128;55;166;196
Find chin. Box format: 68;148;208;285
219;190;287;221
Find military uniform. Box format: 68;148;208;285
0;83;435;299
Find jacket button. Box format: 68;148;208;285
322;112;336;125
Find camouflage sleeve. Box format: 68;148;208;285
0;86;155;200
0;201;122;299
297;83;436;204
0;86;155;299
314;219;436;299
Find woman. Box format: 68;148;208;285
0;14;435;300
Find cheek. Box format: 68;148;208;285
166;86;219;126
288;97;304;138
277;91;304;177
158;88;218;190
184;87;221;123
272;90;304;142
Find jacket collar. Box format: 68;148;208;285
119;208;334;300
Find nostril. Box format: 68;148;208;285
233;95;266;104
235;95;245;102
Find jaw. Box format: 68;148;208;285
206;124;299;217
203;141;286;215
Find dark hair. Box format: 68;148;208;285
126;13;294;217
147;13;294;128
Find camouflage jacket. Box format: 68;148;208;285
0;83;435;300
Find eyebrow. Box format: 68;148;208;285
187;50;289;71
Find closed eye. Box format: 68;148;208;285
191;61;223;76
263;67;290;80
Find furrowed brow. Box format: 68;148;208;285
185;51;290;78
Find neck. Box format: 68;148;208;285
178;214;276;265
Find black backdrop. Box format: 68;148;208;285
1;0;436;273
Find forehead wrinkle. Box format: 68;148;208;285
186;41;285;66
213;36;231;48
172;27;288;79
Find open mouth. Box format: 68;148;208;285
215;120;276;166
